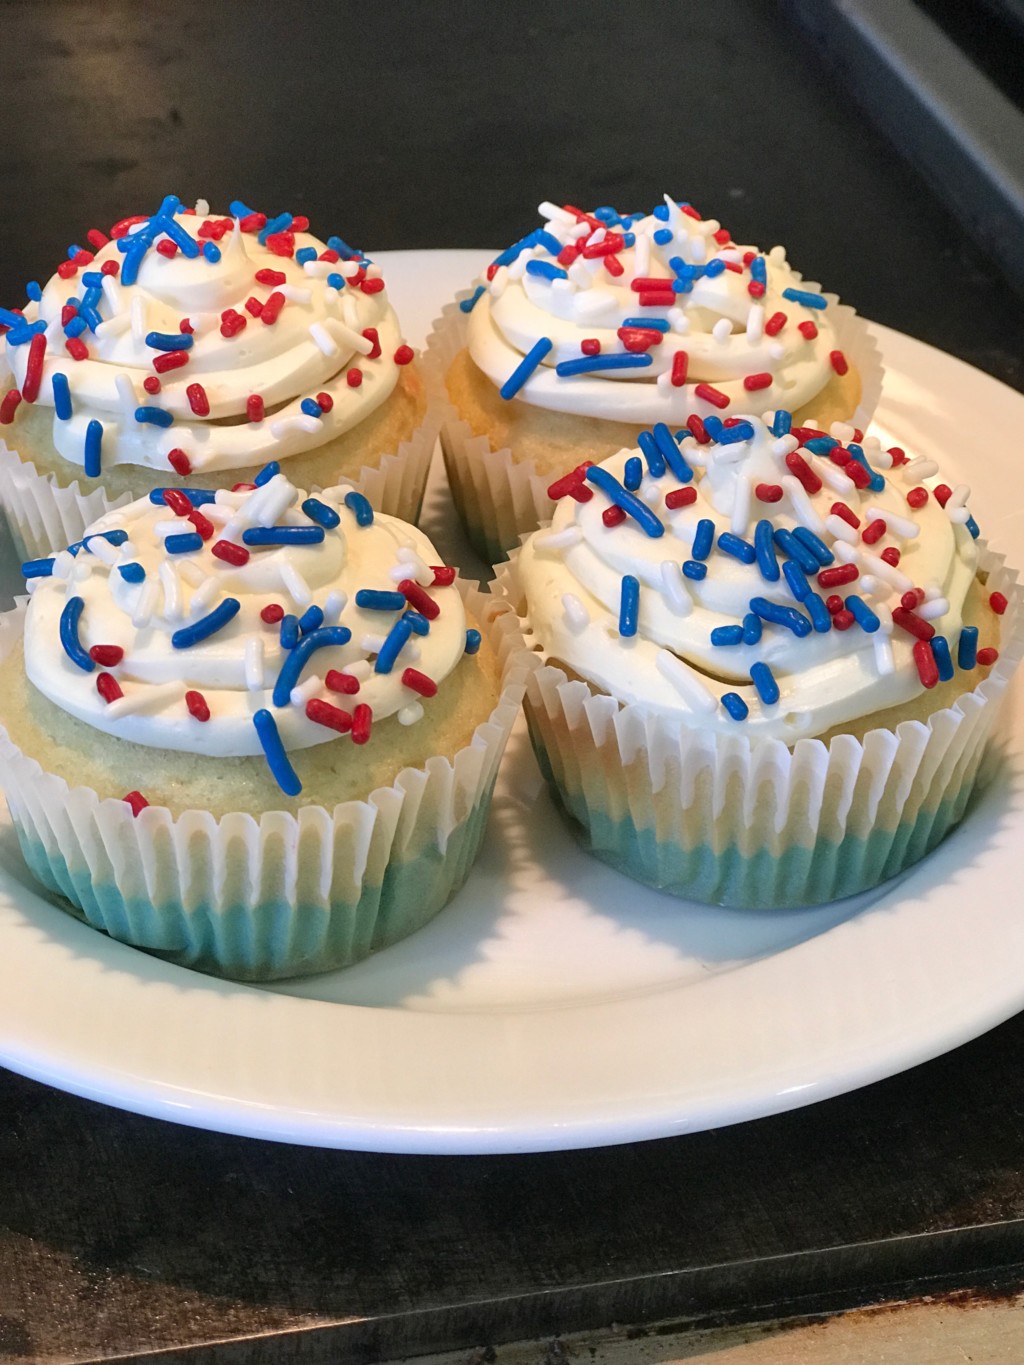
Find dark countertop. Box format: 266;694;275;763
1;3;1023;1361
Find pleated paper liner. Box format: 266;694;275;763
0;581;534;981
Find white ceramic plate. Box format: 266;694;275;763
0;250;1021;1155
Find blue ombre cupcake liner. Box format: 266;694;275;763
0;584;534;981
500;544;1021;911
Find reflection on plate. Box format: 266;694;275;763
0;250;1021;1154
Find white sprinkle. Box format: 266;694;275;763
309;323;339;357
918;596;950;620
668;308;690;335
189;578;220;615
389;551;431;585
154;519;185;538
781;475;825;534
562;593;589;632
341;295;359;329
655;649;716;712
906;457;939;479
347;659;373;682
873;635;895;676
659;561;693;616
712;317;731;345
860;550;914;593
106;681;186;720
946;483;971;509
176;559;205;587
833;540;858;565
947;505;971;525
867;505;919;539
489;264;509;299
587;226;607;247
360;634;385;654
270;414;322;439
70;558;93;584
830;422;856;444
290;675;322;707
84;536;121;566
302;261;335;278
717;248;744;264
567;259;594;291
533;525;583;556
817;463;857;495
51;550;75;580
322;590;347;624
101;275;123;314
875;602;894;634
279;284;312;304
825;513;859;545
338;261;362;280
731;474;752;537
281;562;312;607
688;234;708;264
398;701;424;726
114;373;136;413
194;198;210;216
96;311;131;339
130;295;147;345
633;230;651;279
131;578;161;629
538;202;577;225
158;561;183;620
858;574;886;598
745;304;764;343
771;434;799;459
324;316;374;354
568;221;590;240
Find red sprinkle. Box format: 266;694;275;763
394;344;414;365
431;566;456;586
89;644;124;666
260;291;286;325
755;483;784;503
743;372;773;391
830;350;849;376
907;487;929;509
61;304;78;326
346;368;363;388
162;488;193;516
888;446;908;466
66;337;89;361
990;591;1008;615
232;481;257;492
265;231;295;258
818;564;859;588
694;382;729;410
188;509;214;541
359;277;386;294
255;268;286;287
830;501;860;529
686;414;710;444
722;260;743;274
825;595;844;615
123;791;149;817
240;213;267;233
844;461;872;490
798;320;818;340
547;464;594;502
325;669;360;695
602;254;624;278
893;607;935;641
260;604;285;624
247;394;265;422
22;334;46;403
861;518;887;545
87;228;110;249
100;260;119;277
665;486;698;509
56;261;79;280
933;484;953;507
792;426;829;443
401;668;438;698
156;239;178;259
901;589;925;610
765;312;787;337
211;539;249;566
352;703;373;745
186;690;211;722
638;291;676;307
153;349;190;374
186;383;210;417
110;215;148;239
671;351;689;387
316;391;334;413
747;280;765;298
362;327;382;360
832;609;855;631
244;296;264;318
306;698;353;734
166;447;191;476
784;450;822;494
291;216;309;232
0;389;22;425
581;338;602;357
179;318;194;335
913;639;939;689
143;376;162;395
880;547;902;566
618;327;663;352
220;310;247;338
742;250;757;266
713;228;731;244
398;578;439;619
96;672;123;703
978;647;999;666
603;505;627;528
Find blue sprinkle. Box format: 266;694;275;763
253;710;302;797
272;625;353;707
651;422;693;482
80;285;103;309
682;560;707;581
148;487;216;505
773;527;819;574
742;612;762;645
300;398;323;419
593;207;621;225
327;273;345;290
63;315;87;339
295;247;318;265
692;518;715;561
6;320;47;345
771;410;792;438
750;597;813;637
534;229;564;256
375;617;414;674
243;526;325;547
722;692;749;721
750;662;780;705
623;317;670;332
298;606;324;635
355;589;406;612
711;625;744;647
118;241;149;286
171;598;241;649
555;353;653;378
671;278;693;295
846;595;880;633
145;331;194;352
202;242;221;264
404;611;430;636
26;281;42;302
491;231;538;269
258;212;292;246
932;635;955;682
783;559;811;601
280;615;299;650
254;460;281;486
619;575;640;637
585;466;664;538
326;235;358;259
805;592;832;632
623;456;643;491
84;419;103;477
754;520;780;582
134;407;174;428
51;372;72;421
465;629;482;655
792;526;834;566
59;596;94;672
118;562;145;583
501;337;553;399
302;497;340;529
653;228;673;246
750;256;767;284
653;205;670;222
229;200;256;218
846;444;885;493
958;625;979;669
460;285;487;314
78;305;100;334
803;437;837;456
0;307;25;328
782;288;828;310
704;260;726;278
344;491;374;526
717;421;756;446
525;260;567;282
717;532;756;564
637;429;666;477
702;415;724;442
165;532;203;555
67;244;84;260
22;557;55;578
966;515;981;539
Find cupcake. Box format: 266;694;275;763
498;412;1020;908
430;196;881;562
0;470;529;979
0;195;436;560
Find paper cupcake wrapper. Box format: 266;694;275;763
423;274;884;564
0;397;440;563
0;582;534;981
495;543;1021;909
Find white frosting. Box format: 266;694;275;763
517;417;980;740
467;197;846;423
25;475;467;756
5;199;411;474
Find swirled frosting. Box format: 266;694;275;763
517;413;986;739
2;196;414;475
23;471;471;785
466;197;852;424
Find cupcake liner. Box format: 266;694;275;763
0;395;440;563
424;274;884;565
0;582;534;981
495;543;1021;909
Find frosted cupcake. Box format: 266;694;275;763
0;470;529;979
0;195;435;559
431;196;881;562
498;413;1020;907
